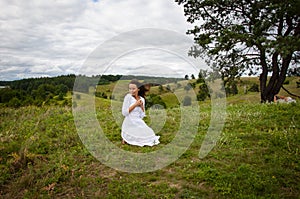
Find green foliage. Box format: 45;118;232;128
57;92;65;100
225;81;238;96
145;94;166;109
197;83;210;101
166;84;171;92
95;92;108;99
8;97;21;108
158;85;164;93
0;88;17;103
7;74;75;91
195;69;210;101
98;74;122;84
176;0;300;102
0;75;75;107
248;83;259;92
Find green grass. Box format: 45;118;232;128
1;77;300;198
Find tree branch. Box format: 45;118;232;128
202;6;225;29
281;85;300;98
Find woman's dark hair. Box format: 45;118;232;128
129;79;149;98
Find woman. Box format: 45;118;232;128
274;95;296;103
121;79;160;147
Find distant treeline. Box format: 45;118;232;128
74;74;183;93
0;74;183;107
0;74;76;91
0;75;76;107
0;74;120;107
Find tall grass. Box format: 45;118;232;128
0;100;299;198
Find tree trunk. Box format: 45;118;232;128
264;52;280;102
259;48;269;103
260;53;292;103
259;72;268;103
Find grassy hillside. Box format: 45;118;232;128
1;76;300;198
93;76;300;106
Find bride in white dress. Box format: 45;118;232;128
121;80;160;147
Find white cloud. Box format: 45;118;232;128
0;0;205;81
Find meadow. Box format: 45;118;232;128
0;77;300;198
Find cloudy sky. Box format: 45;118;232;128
0;0;207;81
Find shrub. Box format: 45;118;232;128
146;94;166;109
225;81;238;96
197;83;210;101
8;97;21;108
248;83;259;92
58;92;65;100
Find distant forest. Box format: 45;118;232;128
0;74;183;107
0;74;76;107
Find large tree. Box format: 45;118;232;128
176;0;300;102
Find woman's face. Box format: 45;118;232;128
129;83;139;96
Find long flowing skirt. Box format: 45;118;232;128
121;116;160;147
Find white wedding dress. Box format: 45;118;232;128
121;94;160;147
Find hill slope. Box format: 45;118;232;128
1;95;299;198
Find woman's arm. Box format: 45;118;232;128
122;94;131;116
140;97;145;112
128;101;140;113
139;97;146;118
122;94;142;116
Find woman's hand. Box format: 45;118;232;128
138;99;145;112
129;99;143;113
135;99;143;107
